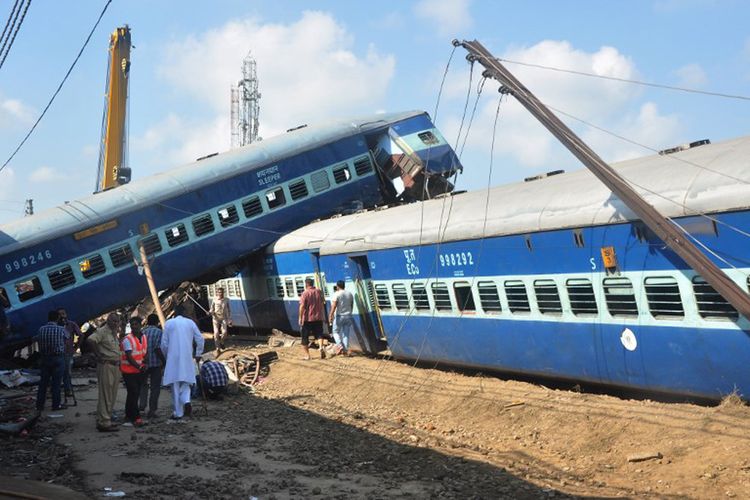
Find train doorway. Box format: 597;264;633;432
347;255;387;354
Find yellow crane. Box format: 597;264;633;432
96;25;131;192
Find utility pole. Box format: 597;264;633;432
23;199;33;216
457;39;750;320
230;52;261;148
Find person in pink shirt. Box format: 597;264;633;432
298;278;326;360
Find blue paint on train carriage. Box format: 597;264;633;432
1;110;462;346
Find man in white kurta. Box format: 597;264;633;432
161;306;204;419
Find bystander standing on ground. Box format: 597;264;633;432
199;359;229;399
120;316;148;426
298;278;326;360
329;280;355;356
161;305;204;420
87;313;121;432
210;287;232;354
57;308;80;398
35;310;68;413
139;314;165;419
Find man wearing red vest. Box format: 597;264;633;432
121;316;148;427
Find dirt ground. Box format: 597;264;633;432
2;340;750;499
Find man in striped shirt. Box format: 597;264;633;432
35;310;68;412
139;314;165;419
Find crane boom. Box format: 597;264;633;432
96;25;131;192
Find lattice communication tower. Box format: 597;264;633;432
230;52;261;148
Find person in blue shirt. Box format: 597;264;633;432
35;310;69;412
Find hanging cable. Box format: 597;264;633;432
0;0;23;65
0;0;31;70
0;0;20;51
498;57;750;102
0;0;112;175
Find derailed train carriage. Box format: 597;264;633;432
0;110;461;348
226;134;750;400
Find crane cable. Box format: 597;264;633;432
0;0;31;70
0;0;112;175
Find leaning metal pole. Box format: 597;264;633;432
458;39;750;320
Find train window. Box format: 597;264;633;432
48;266;76;291
138;234;162;256
285;278;295;298
266;188;286;210
454;282;476;312
275;278;284;298
332;164;351;184
266;279;275;298
218;205;240;227
411;283;430;310
374;284;391;310
392;284;410;311
192;214;215;236
644;276;684;319
242;196;263;218
504;280;531;313
15;276;43;302
566;278;598;316
477;281;502;313
353;156;373;176
573;229;585;248
692;276;738;320
295;277;305;297
534;279;562;314
311;171;330;193
289;180;309;201
208;284;216;297
431;282;452;311
418;131;440;145
80;254;106;279
165;223;189;247
109;244;133;268
603;277;639;317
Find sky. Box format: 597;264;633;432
0;0;748;223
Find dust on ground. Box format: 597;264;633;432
3;341;750;499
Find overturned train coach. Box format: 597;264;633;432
0;110;462;348
225;135;750;400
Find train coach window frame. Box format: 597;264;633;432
353;156;373;176
15;276;43;302
288;179;309;201
265;187;286;210
411;283;430;310
48;265;76;291
165;223;189;247
242;196;263;219
138;233;162;256
332;164;352;184
374;284;392;310
274;278;284;299
392;283;410;311
431;282;452;312
284;278;295;298
534;279;563;315
603;277;639;318
504;280;531;313
192;213;215;237
217;204;240;227
644;276;684;319
692;276;738;320
477;281;502;313
295;277;305;297
109;243;133;268
80;254;106;279
454;282;476;312
310;170;330;193
566;278;598;316
418;131;440;145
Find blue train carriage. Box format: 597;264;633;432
251;135;750;400
0;110;461;348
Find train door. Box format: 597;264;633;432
347;255;387;354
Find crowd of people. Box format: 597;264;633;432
30;279;354;431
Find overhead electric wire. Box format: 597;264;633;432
0;0;113;175
0;0;21;50
497;57;750;102
0;0;22;66
0;0;31;70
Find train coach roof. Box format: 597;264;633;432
271;134;750;255
0;111;424;254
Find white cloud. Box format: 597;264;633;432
0;96;34;129
29;166;65;183
141;10;395;162
414;0;472;36
675;63;707;88
440;40;682;180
